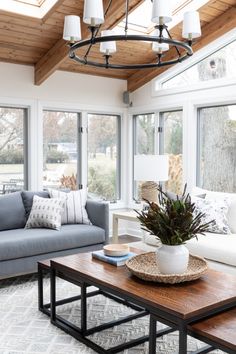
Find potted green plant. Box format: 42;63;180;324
136;185;212;274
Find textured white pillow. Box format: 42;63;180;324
25;195;65;230
205;191;236;234
48;189;91;225
193;197;231;235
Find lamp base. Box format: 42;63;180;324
141;181;158;203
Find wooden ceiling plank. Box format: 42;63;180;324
127;6;236;92
34;0;143;85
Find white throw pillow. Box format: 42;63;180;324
205;191;236;234
25;195;65;230
193;197;231;235
48;189;91;225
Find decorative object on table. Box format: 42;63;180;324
92;250;136;266
134;155;169;203
126;252;208;284
63;0;201;70
103;244;130;257
136;185;213;274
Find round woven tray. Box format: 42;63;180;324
126;252;208;284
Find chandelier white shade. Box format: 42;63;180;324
182;11;201;39
151;0;172;25
83;0;104;26
63;0;201;70
100;30;117;54
63;15;81;41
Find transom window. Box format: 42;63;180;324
162;40;236;90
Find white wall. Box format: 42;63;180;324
0;62;126;107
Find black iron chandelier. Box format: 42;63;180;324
63;0;201;70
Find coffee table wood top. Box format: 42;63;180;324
189;307;236;351
50;248;236;320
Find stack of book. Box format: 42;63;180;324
92;250;136;266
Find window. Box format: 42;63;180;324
0;107;27;194
133;113;156;200
162;40;236;90
87;114;121;201
133;111;183;200
160;111;183;194
197;105;236;193
43;110;80;190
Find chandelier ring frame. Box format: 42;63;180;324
69;34;193;69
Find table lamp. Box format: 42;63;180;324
134;155;169;203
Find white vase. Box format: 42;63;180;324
156;244;189;275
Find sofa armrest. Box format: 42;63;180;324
86;200;109;244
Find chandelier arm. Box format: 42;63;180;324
165;27;182;58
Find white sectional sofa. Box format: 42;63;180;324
186;188;236;275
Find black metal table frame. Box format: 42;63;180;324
39;262;236;354
39;262;174;354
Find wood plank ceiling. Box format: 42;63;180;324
0;0;235;92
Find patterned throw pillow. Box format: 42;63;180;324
48;189;91;225
193;197;231;235
25;195;65;230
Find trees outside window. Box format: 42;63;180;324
198;105;236;192
87;114;120;201
0;107;27;194
43;111;80;190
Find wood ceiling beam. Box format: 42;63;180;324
34;0;143;85
127;6;236;93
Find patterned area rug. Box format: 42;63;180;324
0;274;224;354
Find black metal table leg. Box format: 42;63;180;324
50;266;56;323
38;264;43;311
81;283;87;335
149;315;157;354
179;322;188;354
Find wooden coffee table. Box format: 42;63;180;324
39;249;236;354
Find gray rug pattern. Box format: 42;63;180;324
0;274;225;354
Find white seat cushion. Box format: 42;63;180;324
186;233;236;266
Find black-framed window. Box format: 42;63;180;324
43;110;81;190
159;110;183;194
197;104;236;192
133;111;183;200
87;113;121;201
133;113;156;201
0;106;28;194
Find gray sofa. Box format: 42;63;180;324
0;191;109;278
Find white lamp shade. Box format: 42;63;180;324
134;155;169;182
83;0;104;26
152;29;169;52
182;11;201;39
63;15;81;41
151;0;172;25
100;30;117;54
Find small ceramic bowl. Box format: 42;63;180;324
103;244;130;257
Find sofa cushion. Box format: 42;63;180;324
21;191;49;219
186;233;236;267
25;195;65;231
0;192;26;231
0;224;105;261
48;188;91;225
